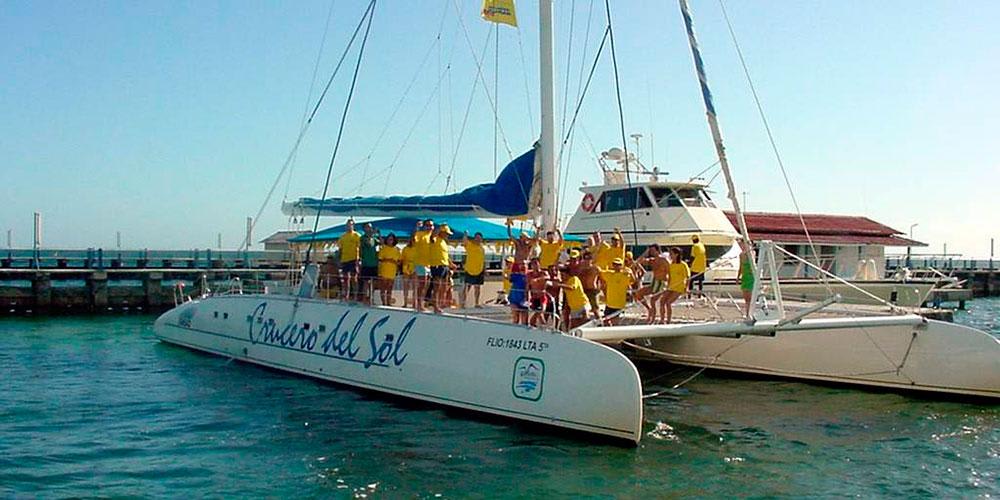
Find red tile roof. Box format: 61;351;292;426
725;212;926;247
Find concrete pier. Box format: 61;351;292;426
1;268;294;315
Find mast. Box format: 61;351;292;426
677;0;751;244
538;0;558;231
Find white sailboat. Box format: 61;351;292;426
573;0;999;399
155;0;645;443
153;0;998;450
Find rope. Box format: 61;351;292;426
717;0;831;294
304;0;376;265
604;0;641;246
239;0;375;251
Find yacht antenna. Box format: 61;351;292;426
677;0;751;245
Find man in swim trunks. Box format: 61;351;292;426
635;244;670;323
577;251;603;321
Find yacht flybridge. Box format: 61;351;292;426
563;146;739;261
155;0;998;445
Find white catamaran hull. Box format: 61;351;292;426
153;294;643;443
621;318;1000;398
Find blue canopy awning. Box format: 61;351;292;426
289;217;583;244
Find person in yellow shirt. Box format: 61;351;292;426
427;223;452;314
411;219;433;311
559;273;596;330
538;228;564;269
660;247;691;324
377;234;401;306
337;219;361;301
599;258;635;325
591;227;625;270
461;231;486;308
400;239;417;308
688;235;707;298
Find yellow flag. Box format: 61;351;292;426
481;0;517;27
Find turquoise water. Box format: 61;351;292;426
2;301;998;497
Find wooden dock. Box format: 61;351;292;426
0;268;294;315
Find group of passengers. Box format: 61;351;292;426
329;217;751;326
330;219;484;314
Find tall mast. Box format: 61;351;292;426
677;0;751;244
538;0;558;231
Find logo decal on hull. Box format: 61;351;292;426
512;357;544;401
247;302;412;369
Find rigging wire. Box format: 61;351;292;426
449;0;514;162
282;0;337;205
238;0;375;252
604;0;642;246
436;26;495;194
557;0;597;217
556;26;609;215
494;23;500;178
304;0;377;265
717;0;831;292
515;25;536;139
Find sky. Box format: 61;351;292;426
1;0;998;256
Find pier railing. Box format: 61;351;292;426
1;248;294;270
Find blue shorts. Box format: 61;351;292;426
415;265;428;277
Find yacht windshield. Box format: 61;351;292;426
675;188;715;208
651;187;682;208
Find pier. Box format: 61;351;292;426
1;248;295;315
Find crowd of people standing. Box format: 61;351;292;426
324;218;754;328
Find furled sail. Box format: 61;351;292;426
282;146;541;219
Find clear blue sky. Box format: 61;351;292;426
2;0;997;256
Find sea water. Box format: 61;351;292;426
1;300;997;497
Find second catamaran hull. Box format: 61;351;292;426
702;280;936;307
626;318;1000;399
153;294;644;443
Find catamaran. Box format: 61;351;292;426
154;0;998;447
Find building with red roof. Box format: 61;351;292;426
724;211;926;278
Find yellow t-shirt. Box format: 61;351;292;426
428;237;450;267
378;245;401;279
691;242;707;273
600;270;633;309
593;241;613;269
539;241;563;268
464;241;485;275
412;230;431;266
668;262;691;293
401;245;416;275
338;231;361;264
564;276;589;311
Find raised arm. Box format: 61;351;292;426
506;218;515;243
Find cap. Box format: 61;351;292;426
692;235;700;242
505;256;515;262
439;224;453;235
625;251;633;259
568;249;581;258
612;257;624;265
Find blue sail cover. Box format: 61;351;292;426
283;147;539;219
